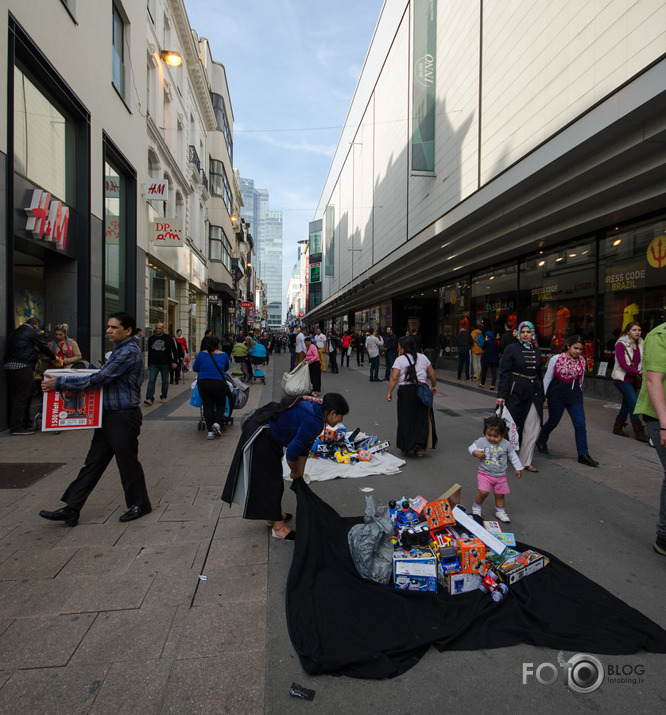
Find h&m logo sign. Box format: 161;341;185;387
24;190;70;250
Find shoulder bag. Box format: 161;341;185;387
406;355;434;407
206;351;250;409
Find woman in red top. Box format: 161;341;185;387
171;329;189;384
340;331;352;368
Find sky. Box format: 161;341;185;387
183;0;385;321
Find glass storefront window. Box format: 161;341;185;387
520;240;596;366
599;216;666;367
438;280;471;359
470;263;518;336
149;266;167;325
104;160;126;317
14;64;75;203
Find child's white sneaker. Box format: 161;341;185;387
495;510;511;523
472;504;482;516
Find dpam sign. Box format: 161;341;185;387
24;190;70;250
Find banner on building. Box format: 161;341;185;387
412;0;437;172
310;262;321;284
151;218;184;246
325;205;335;276
143;179;169;201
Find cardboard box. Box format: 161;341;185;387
456;537;486;573
42;370;103;431
424;500;456;530
436;483;462;507
441;570;481;595
393;547;438;592
496;550;548;585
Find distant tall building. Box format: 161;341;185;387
236;173;283;329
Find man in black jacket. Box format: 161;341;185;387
3;317;56;434
456;326;474;380
383;326;399;380
144;323;178;405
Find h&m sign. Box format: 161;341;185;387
24;190;70;250
143;179;168;201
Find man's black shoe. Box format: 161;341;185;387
653;538;666;556
536;440;549;455
578;454;599;467
39;506;79;526
119;505;152;522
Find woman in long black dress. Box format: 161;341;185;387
496;321;544;472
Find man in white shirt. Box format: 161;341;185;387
294;327;306;365
365;328;384;382
314;328;328;373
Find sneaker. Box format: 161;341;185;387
11;428;35;435
478;383;485;388
654;538;666;556
472;505;482;516
160;396;167;402
489;386;496;390
495;510;511;523
144;398;154;406
212;423;222;436
207;431;215;440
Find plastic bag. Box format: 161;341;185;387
190;383;203;408
495;404;520;449
281;361;312;397
347;496;395;584
226;372;250;408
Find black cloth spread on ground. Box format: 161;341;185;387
286;479;666;680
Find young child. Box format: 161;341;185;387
468;415;523;523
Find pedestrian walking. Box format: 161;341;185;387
314;328;328;373
365;328;384;381
611;322;649;442
304;336;321;395
383;326;399;380
144;323;178;405
193;335;233;440
3;317;57;435
39;312;152;526
496;321;544;473
471;323;483;380
172;329;188;384
633;321;666;554
536;335;599;467
341;331;352;367
295;326;306;366
479;331;500;389
288;327;297;370
354;330;366;366
456;326;473;380
327;331;340;373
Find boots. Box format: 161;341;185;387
632;420;650;443
613;417;627;436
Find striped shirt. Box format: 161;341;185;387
54;337;144;411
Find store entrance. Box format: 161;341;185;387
13;251;46;332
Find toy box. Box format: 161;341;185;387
393;547;437;592
437;546;461;575
410;495;428;514
42;370;103;431
441;570;481;595
424;499;456;530
456;537;486;573
496;550;548;585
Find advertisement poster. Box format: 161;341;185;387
41;370;103;431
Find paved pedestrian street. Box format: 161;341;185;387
0;352;664;713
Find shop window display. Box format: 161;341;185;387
438;281;470;361
470;265;518;337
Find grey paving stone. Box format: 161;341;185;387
176;602;266;659
162;652;264;714
0;524;68;551
90;659;172;715
54;522;129;548
0;578;77;618
204;534;269;568
193;486;226;505
158;503;219;522
141;569;201;607
58;547;141;578
193;563;268;606
0;547;78;580
126;542;201;574
213;515;266;539
114;522;182;547
60;573;155;614
0;663;109;713
0;612;97;669
172;519;217;544
155;486;198;505
68;606;177;665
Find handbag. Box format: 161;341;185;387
347;346;353;356
405;354;434;407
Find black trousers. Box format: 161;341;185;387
6;366;34;432
197;378;233;430
62;407;150;512
308;361;321;392
329;350;338;373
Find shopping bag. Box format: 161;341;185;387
190;383;203;407
495;405;520;450
226;372;250;408
281;361;312;396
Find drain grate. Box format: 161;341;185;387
436;408;461;417
0;463;66;489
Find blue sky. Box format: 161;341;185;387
183;0;385;319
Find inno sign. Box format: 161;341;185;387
24;190;70;250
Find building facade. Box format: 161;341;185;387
306;0;666;396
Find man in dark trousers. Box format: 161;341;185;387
3;317;56;435
144;322;178;405
456;326;474;380
383;326;399;380
39;312;152;526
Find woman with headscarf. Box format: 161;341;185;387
496;321;544;472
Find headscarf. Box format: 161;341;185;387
518;321;536;349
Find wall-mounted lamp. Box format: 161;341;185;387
161;51;182;67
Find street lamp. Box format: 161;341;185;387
160;51;182;66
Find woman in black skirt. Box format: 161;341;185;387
386;336;438;457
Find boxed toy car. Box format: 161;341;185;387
424;499;456;530
441;570;482;595
456;537;486;573
393;547;437;592
496;549;548;585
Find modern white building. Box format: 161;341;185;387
307;0;666;395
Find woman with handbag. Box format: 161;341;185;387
192;336;233;440
386;336;437;457
496;321;544;472
611;322;648;442
304;336;321;395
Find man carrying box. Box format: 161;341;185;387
38;312;151;526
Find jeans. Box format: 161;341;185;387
356;347;365;365
471;353;482;379
289;348;296;371
645;421;666;539
369;355;380;381
146;364;170;400
457;351;470;379
384;350;398;380
539;400;589;456
614;380;640;422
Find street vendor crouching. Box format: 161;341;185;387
222;393;349;540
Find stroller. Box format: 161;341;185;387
196;393;233;432
249;343;268;384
